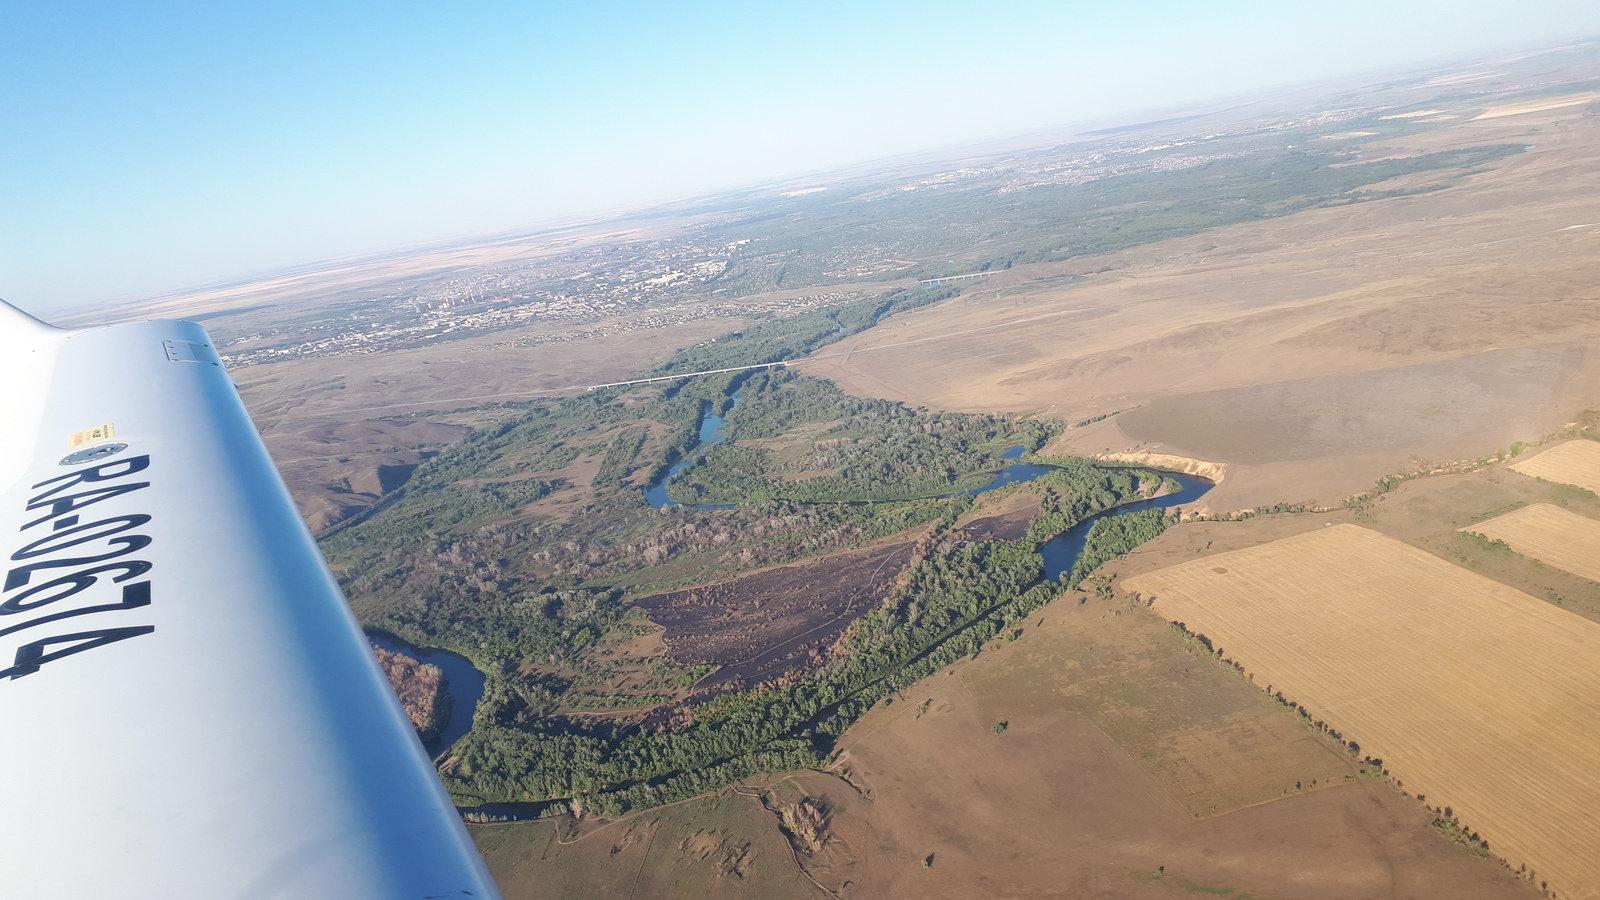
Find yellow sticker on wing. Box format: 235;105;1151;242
69;424;115;447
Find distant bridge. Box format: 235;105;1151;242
919;271;997;286
587;361;793;391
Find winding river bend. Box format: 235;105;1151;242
643;392;741;509
412;403;1208;817
944;445;1052;499
368;632;486;759
641;398;1214;580
1039;472;1212;581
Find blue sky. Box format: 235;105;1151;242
4;1;1599;312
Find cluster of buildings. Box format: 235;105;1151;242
216;229;863;368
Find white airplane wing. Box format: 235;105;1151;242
0;299;501;899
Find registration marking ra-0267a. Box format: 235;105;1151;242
1;453;155;679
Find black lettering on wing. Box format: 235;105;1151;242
1;454;158;682
28;456;151;505
0;581;151;639
0;625;156;680
11;514;152;560
22;482;150;530
4;537;152;591
0;562;152;615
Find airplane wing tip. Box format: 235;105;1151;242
0;297;65;337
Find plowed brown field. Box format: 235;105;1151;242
1124;525;1600;900
1509;440;1600;496
1465;502;1600;583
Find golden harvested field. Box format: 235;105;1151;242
816;587;1530;899
1124;525;1600;900
1465;503;1600;584
1473;91;1600;119
1509;440;1600;495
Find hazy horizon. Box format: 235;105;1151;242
5;1;1599;313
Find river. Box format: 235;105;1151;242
642;400;1215;554
1039;472;1213;581
642;392;740;509
943;445;1054;498
368;632;486;759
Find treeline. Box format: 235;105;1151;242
332;483;975;729
439;539;1048;812
403;395;633;490
647;283;963;379
333;410;1179;818
624;284;951;389
702;135;1522;297
324;290;1004;558
383;586;627;675
964;143;1527;273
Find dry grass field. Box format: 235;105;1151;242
1465;502;1600;584
1509;440;1600;496
948;595;1361;819
238;314;753;428
807;92;1600;512
1125;524;1600;900
472;789;817;900
801;584;1531;899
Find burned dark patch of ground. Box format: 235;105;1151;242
956;503;1040;543
632;542;917;689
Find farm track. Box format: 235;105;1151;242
1125;525;1600;900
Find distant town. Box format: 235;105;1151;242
214;104;1385;369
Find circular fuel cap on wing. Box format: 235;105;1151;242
60;442;129;466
